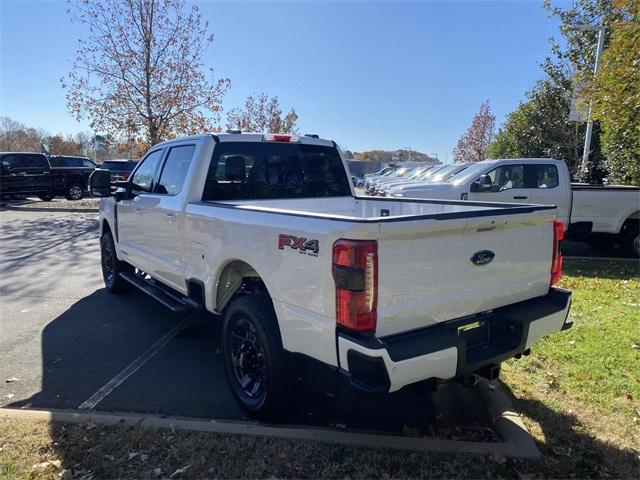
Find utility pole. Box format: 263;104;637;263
569;24;606;178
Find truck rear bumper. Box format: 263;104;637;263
337;287;572;393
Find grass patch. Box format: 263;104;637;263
503;258;640;476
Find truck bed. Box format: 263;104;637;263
190;196;557;340
200;196;554;222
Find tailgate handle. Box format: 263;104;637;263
513;196;528;200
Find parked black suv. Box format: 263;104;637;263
48;155;98;200
0;152;56;201
0;152;98;202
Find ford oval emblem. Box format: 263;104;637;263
470;250;495;266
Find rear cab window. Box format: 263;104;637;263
202;142;351;201
533;164;559;188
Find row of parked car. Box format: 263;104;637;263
0;152;138;202
360;159;640;257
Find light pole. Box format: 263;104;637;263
568;24;606;178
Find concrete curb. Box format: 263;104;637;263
0;381;540;460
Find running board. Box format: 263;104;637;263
119;271;200;313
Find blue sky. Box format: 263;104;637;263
0;0;567;161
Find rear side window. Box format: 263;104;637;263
534;164;559;189
156;145;195;195
202;142;350;201
103;161;131;171
131;150;164;192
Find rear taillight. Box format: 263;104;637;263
551;220;564;286
332;239;378;332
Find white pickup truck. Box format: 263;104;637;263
90;133;572;419
389;159;640;257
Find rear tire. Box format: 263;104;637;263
222;294;289;420
65;183;84;201
100;232;131;293
621;224;639;258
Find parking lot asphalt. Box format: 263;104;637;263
1;207;487;434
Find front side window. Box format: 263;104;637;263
486;165;524;191
535;164;559;189
131;150;163;192
156;145;195;195
202;142;351;201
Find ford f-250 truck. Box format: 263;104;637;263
90;133;572;419
388;159;640;257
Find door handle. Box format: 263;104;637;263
513;196;528;200
164;212;177;223
134;207;144;214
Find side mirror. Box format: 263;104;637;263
470;175;492;193
89;169;112;197
113;182;131;202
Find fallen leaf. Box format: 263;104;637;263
170;465;192;478
33;459;62;470
5;394;14;399
5;377;19;383
489;451;507;464
128;452;139;460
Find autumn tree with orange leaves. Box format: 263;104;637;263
452;101;495;162
62;0;230;147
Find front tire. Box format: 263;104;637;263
621;224;639;258
65;183;84;201
100;232;131;293
222;294;289;419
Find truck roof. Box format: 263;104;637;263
481;158;565;164
153;133;336;149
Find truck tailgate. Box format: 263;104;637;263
376;211;554;337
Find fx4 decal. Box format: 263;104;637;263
278;234;319;256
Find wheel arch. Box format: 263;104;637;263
617;209;640;235
212;259;272;314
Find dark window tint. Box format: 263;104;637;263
131;150;163;192
102;161;132;171
8;154;49;169
534;164;559;189
49;157;83;167
202;142;350;201
1;155;27;169
156;145;195;195
82;159;97;168
486;164;524;191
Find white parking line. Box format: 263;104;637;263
78;316;194;410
